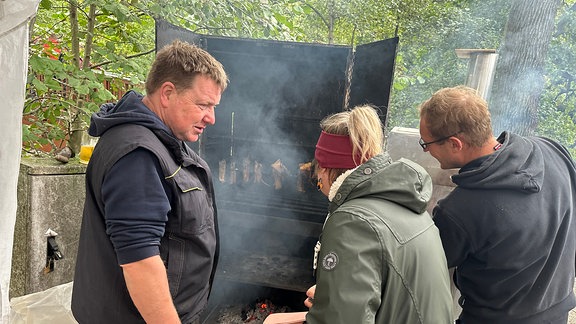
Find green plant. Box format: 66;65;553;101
24;0;304;156
24;0;153;156
23;55;138;155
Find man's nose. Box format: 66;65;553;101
204;108;216;125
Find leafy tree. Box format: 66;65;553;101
538;1;576;152
25;0;300;156
25;0;576;157
25;0;154;155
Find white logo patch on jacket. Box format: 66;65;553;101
322;251;339;270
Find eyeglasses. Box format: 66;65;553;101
419;133;459;150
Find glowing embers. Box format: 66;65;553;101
215;298;292;323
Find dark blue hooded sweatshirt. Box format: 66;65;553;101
433;131;576;324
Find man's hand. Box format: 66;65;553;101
122;255;181;324
304;285;316;309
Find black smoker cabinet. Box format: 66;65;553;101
155;19;398;308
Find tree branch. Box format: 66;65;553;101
301;1;330;30
89;48;156;70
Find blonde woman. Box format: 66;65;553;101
305;105;453;324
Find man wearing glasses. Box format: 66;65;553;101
418;85;576;324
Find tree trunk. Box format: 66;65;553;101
83;4;97;70
69;1;81;69
490;0;561;136
68;1;82;154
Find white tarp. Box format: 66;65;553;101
9;282;76;324
0;1;40;323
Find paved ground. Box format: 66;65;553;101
9;281;576;323
570;281;576;323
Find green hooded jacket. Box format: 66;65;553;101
306;153;453;324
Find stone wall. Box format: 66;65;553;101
11;157;86;298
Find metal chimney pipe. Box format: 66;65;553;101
455;49;498;101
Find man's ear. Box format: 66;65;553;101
159;81;176;108
449;136;464;152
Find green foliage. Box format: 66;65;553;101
26;0;576;157
385;0;511;133
537;98;576;153
23;55;123;154
538;0;576;155
133;0;304;40
25;0;154;155
25;0;307;156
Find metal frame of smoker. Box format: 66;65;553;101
155;19;399;318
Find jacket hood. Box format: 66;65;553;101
88;91;196;166
88;90;171;137
330;153;433;214
452;132;544;193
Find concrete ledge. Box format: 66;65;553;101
11;157;86;298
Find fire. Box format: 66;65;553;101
217;298;291;323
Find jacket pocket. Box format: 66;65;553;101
163;233;185;297
167;166;214;236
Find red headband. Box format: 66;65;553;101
315;131;361;169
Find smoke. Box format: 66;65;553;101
156;24;348;306
388;0;513;130
157;21;398;314
203;37;345;262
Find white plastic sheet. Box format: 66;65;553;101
9;282;77;324
0;1;40;323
